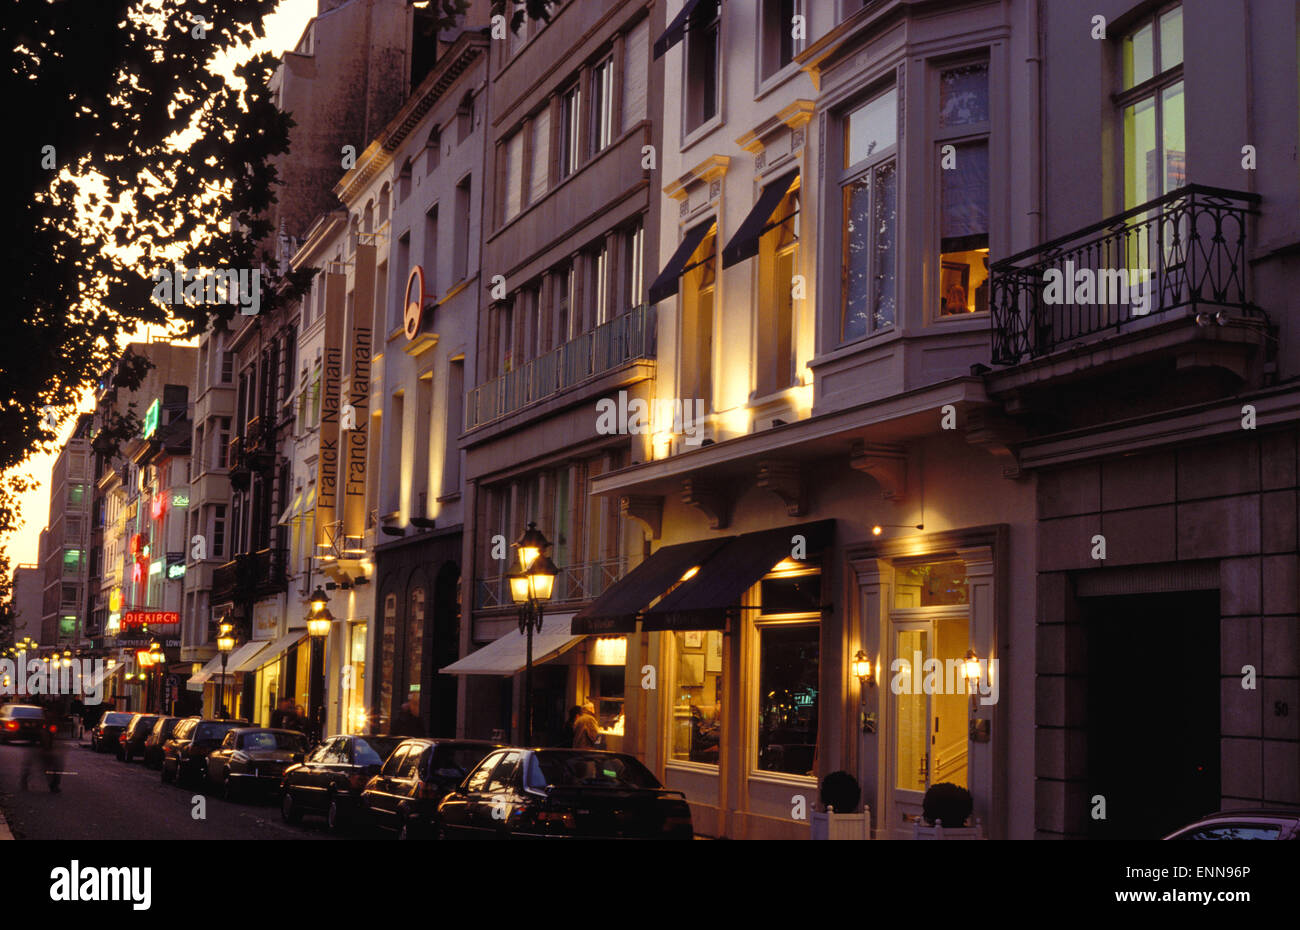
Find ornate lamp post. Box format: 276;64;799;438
508;523;557;746
306;587;333;744
217;621;236;719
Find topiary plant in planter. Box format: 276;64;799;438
922;782;973;827
820;770;861;813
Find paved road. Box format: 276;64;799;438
0;737;347;841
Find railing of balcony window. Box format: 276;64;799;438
989;185;1262;366
476;556;627;611
465;304;656;430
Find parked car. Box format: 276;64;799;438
141;716;181;768
281;734;405;831
205;728;310;801
438;748;695;839
90;712;135;753
359;738;501;839
160;717;248;786
1163;809;1300;840
0;704;54;745
117;713;159;762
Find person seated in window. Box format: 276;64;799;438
944;281;968;314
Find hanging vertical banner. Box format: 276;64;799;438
343;242;375;546
316;270;346;553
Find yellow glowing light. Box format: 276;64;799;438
679;565;700;583
590;636;627;666
872;525;883;536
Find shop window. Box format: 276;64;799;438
755;623;819;776
839;85;898;341
893;558;968;608
1120;4;1184;209
588;664;625;735
668;629;724;765
759;572;820;616
936;61;990;317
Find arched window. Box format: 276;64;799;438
363;199;374;234
425;125;441;174
378;183;390;226
397;158;413;203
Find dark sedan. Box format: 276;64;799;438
359;738;501;839
161;717;248;786
117;713;159;762
281;734;405;831
437;749;695;839
90;711;135;753
0;704;53;745
141;716;181;768
206;728;309;801
1164;809;1300;840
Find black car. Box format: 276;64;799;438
142;716;181;768
1164;809;1300;840
281;734;406;832
118;713;159;762
437;748;695;839
160;717;248;786
0;704;53;744
206;728;310;800
359;738;501;839
90;711;135;753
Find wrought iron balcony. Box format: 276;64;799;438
476;556;627;612
210;547;289;604
990;185;1263;366
465;304;656;430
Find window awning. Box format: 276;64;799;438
721;170;799;268
642;519;835;631
229;639;275;674
441;617;581;676
249;630;306;671
186;655;224;691
277;489;303;526
648;220;713;304
571;537;734;634
653;0;704;59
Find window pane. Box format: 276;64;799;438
1159;7;1183;70
1162;81;1186;192
845;88;897;167
1123;22;1155;89
760;574;821;615
1123;96;1158;208
895;628;928;791
669;630;724;764
756;624;819;776
894;559;968;608
939;141;989;315
841;177;872;341
938;63;989;128
872;160;898;330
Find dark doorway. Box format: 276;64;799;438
530;666;570;748
1084;590;1220;839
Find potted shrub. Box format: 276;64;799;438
810;771;871;840
914;783;983;839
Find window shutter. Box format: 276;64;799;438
624;18;649;128
529;109;550;204
504;131;524;221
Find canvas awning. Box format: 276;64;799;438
653;0;705;59
571;537;733;634
277;489;304;526
642;520;835;631
721;170;799;268
648;220;713;303
250;630;307;670
441;617;581;676
229;639;275;674
186;654;224;691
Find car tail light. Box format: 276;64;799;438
49;725;58;733
4;721;17;731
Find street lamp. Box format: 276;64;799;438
148;641;165;713
509;523;557;745
306;587;333;743
217;621;236;720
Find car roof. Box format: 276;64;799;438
232;727;303;735
3;704;43;711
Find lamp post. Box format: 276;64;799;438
306;587;333;745
217;621;236;720
508;523;557;746
148;641;165;714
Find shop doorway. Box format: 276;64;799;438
530;665;570;747
1083;590;1220;839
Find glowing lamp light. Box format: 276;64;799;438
308;586;329;614
679;565;700;583
962;650;982;683
515;522;548;571
852;649;873;683
591;636;628;666
217;623;236;654
307;614;333;638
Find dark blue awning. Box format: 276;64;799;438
648;220;713;304
653;0;705;60
721;170;799;269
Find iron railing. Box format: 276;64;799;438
476;556;627;611
990;185;1262;366
465;305;656;430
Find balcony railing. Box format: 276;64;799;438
990;185;1262;366
210;547;289;604
465;305;656;430
476;556;627;611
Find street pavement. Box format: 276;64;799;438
0;737;345;841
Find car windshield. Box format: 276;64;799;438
103;713;134;725
354;737;403;766
195;721;243;741
130;716;158;732
242;731;306;752
533;752;663;789
11;707;44;719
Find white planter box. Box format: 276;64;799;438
810;808;872;840
912;817;984;840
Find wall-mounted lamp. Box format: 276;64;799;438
872;523;924;536
854;648;877;733
852;649;875;686
963;649;991;743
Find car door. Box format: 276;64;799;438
478;750;524;838
442;751;504;838
388;745;424;817
296;740;335;807
209;731;236;786
367;746;410;821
